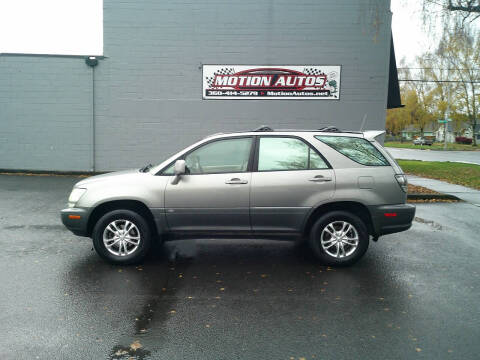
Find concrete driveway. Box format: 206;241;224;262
1;174;479;359
387;147;480;165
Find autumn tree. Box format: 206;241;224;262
386;88;435;138
437;27;480;145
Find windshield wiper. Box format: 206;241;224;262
140;164;153;173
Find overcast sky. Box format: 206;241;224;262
391;0;440;67
0;0;437;65
0;0;103;56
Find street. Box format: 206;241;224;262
387;147;480;165
0;174;479;359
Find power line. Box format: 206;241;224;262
398;67;480;71
399;79;480;83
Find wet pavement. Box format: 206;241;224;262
0;174;479;359
387;147;480;165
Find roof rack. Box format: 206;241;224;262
253;125;274;132
317;126;341;132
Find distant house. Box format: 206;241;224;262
435;123;480;143
463;124;480;142
401;124;436;140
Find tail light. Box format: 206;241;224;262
395;174;408;193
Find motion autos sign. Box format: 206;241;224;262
203;65;340;100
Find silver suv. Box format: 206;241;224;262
61;126;415;266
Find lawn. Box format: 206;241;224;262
398;160;480;190
385;141;480;151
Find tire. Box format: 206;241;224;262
92;209;152;265
308;211;369;266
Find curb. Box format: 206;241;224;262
0;169;106;177
407;193;461;201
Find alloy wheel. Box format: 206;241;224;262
320;221;359;258
103;219;141;257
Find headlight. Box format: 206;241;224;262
68;188;87;207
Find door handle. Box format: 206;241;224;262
309;175;332;182
225;178;248;184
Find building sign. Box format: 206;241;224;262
203;65;340;100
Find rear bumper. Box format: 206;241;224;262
60;208;90;237
368;204;416;237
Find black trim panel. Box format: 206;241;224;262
368;204;416;236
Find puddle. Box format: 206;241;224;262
414;216;444;230
106;241;195;358
109;342;151;360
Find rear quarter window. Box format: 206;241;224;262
315;135;389;166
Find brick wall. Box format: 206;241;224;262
0;56;92;171
0;0;392;172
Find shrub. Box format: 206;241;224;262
455;136;472;144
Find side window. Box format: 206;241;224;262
162;163;175;175
315;135;389;166
258;137;329;171
184;137;252;174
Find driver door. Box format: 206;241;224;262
164;136;253;232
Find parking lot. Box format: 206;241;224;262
1;174;479;360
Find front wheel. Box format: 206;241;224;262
308;211;369;266
92;209;152;265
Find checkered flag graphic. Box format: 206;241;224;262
303;67;326;76
206;67;235;87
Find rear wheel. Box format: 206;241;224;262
308;211;369;266
92;209;152;265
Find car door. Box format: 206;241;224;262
250;136;335;233
164;136;253;232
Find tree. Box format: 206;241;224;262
423;1;480;27
437;27;480;145
386;88;435;138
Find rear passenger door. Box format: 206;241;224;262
250;136;335;233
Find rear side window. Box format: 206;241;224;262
258;137;329;171
315;136;389;166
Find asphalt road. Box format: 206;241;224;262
0;174;479;359
387;147;480;165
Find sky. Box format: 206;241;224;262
0;0;438;65
391;0;435;66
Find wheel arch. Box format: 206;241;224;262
87;199;158;237
303;201;374;237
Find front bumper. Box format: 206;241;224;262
368;204;416;237
60;208;90;237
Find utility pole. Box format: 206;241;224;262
444;85;451;151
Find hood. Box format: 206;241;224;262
75;169;142;187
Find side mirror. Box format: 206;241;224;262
174;160;186;175
171;160;186;185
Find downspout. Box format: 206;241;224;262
85;56;99;172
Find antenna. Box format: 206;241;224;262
359;114;367;132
